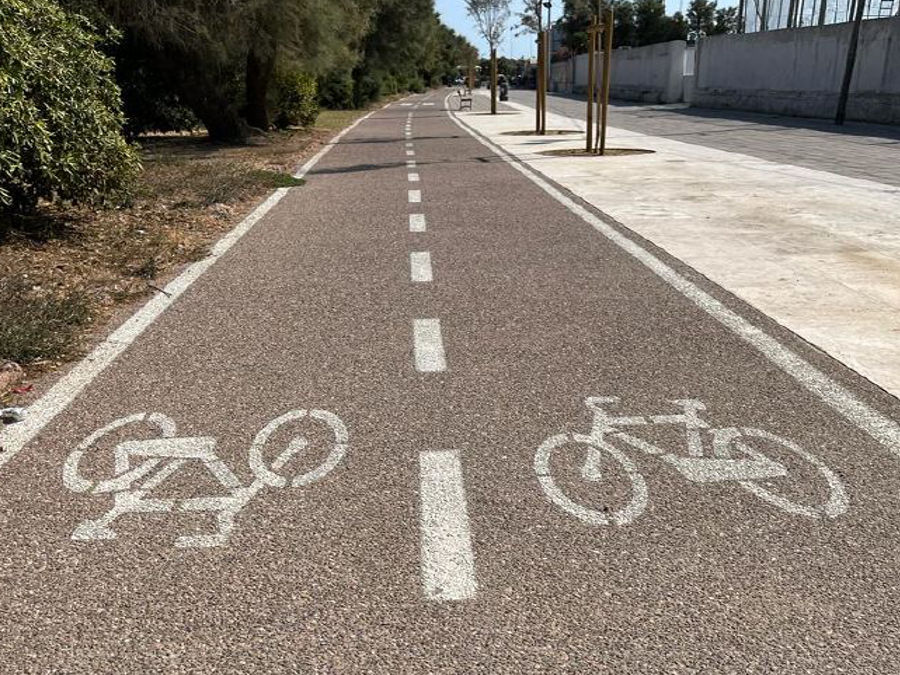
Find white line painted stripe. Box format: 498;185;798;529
408;173;420;182
0;110;380;471
405;142;414;148
446;95;900;456
409;213;426;233
413;319;446;372
408;190;422;203
401;103;413;106
410;251;433;282
406;150;415;156
419;449;477;601
406;160;417;168
423;102;436;106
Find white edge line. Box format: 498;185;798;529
444;94;900;456
0;110;378;469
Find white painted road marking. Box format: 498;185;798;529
410;251;433;282
419;450;477;601
64;409;349;548
407;160;417;168
408;173;420;182
405;142;414;148
413;319;446;372
446;96;900;457
406;150;415;156
409;213;427;233
408;190;422;203
423;102;435;106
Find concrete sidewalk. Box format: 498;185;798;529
464;91;900;399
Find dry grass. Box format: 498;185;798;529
0;107;371;403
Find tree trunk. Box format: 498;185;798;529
245;48;275;131
490;47;498;115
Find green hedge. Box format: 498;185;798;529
0;0;139;214
274;67;319;129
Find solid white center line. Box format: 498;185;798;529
406;150;415;156
408;172;420;182
410;251;433;282
409;213;426;232
413;318;446;372
419;449;477;601
408;189;421;203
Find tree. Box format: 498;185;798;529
466;0;511;114
687;0;717;38
712;6;738;34
0;0;138;215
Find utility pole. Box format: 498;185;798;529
597;7;613;155
586;15;600;152
835;0;866;124
542;1;552;134
535;7;543;134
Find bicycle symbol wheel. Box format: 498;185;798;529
63;412;178;494
248;409;349;488
535;433;648;526
712;427;848;518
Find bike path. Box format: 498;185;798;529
0;91;899;670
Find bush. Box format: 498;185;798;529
407;76;426;94
0;0;139;214
318;69;354;109
353;73;382;109
273;67;319;129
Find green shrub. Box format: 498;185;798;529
318;69;354;109
353;73;382;109
273;67;319;129
0;0;139;214
407;76;426;94
381;75;400;96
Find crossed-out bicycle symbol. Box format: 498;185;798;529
63;409;347;548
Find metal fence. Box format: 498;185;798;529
741;0;899;32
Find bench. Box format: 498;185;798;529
457;87;473;111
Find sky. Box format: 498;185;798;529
434;0;737;58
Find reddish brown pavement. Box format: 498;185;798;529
1;89;900;672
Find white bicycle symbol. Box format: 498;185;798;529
63;409;348;548
535;397;848;526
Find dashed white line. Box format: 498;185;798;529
405;142;414;148
409;213;427;233
410;251;433;282
406;150;415;156
413;319;446;372
406;160;417;168
408;189;422;203
408;173;420;182
419;449;477;602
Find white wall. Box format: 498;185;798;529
693;16;900;124
549;41;688;103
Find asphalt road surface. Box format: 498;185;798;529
2;90;900;672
